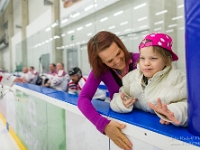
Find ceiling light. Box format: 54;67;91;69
45;27;51;32
62;19;68;24
154;21;164;25
86;23;92;27
120;21;128;25
71;12;80;18
77;27;83;31
109;26;115;29
179;27;184;30
68;30;74;34
100;17;108;22
138;17;147;21
87;33;92;36
84;5;93;11
178;4;184;8
51;23;58;28
61;34;65;37
113;11;123;16
134;3;146;10
172;16;183;20
168;24;177;28
166;29;174;33
155;10;168;16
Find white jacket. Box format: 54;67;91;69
110;66;188;126
68;77;106;100
50;70;69;91
0;71;16;87
21;71;38;84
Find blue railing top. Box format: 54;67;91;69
15;83;200;147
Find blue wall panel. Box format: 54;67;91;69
185;0;200;136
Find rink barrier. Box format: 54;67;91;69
1;83;200;150
15;83;200;149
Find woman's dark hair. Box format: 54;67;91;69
88;31;131;77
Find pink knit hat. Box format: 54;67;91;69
139;33;178;61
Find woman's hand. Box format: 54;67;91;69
104;120;132;150
121;92;137;108
148;98;180;125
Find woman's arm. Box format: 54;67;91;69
78;70;110;133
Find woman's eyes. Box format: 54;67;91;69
116;51;121;56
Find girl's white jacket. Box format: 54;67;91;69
110;66;188;126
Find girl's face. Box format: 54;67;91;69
139;46;167;79
98;42;126;71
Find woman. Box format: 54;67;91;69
78;31;139;150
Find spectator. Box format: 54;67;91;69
0;70;25;87
21;66;38;84
42;63;57;87
68;67;106;100
50;63;69;91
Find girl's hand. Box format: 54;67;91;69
148;98;180;125
104;120;132;150
121;92;137;108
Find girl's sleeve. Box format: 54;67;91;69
156;71;188;127
0;72;16;87
110;73;134;113
77;71;110;133
168;72;188;127
167;101;188;126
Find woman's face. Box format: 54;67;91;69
98;42;126;71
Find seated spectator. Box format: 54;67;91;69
29;66;39;84
0;70;25;87
42;63;57;87
48;63;57;76
50;63;69;91
68;67;106;100
21;66;38;84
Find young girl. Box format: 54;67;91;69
110;33;187;127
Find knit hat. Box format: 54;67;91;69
139;33;178;61
68;67;82;76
